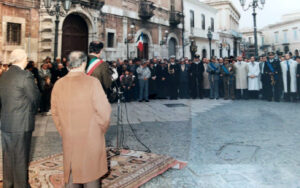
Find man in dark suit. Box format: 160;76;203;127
179;58;190;98
0;49;40;188
189;54;204;99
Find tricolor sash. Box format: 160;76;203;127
222;65;230;75
87;58;104;76
267;61;279;80
209;63;217;71
267;61;275;73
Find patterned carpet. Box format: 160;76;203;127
1;149;186;188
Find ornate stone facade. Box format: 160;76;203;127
0;0;183;64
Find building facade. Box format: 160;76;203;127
241;12;300;57
0;0;40;64
201;0;242;58
183;0;219;59
1;0;184;64
37;0;184;63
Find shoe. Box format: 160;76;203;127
138;100;143;102
145;100;149;102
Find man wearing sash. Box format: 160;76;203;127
207;57;220;99
234;56;248;99
221;58;235;100
280;53;298;102
247;56;260;99
87;41;112;95
263;52;282;101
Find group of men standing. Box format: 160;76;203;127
127;52;300;102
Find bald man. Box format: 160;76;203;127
0;49;40;187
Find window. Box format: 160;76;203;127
107;32;115;48
275;32;279;43
201;14;205;30
211;18;214;32
283;30;288;43
212;49;215;57
190;10;194;28
261;36;264;45
6;22;21;45
248;37;252;44
294;28;298;40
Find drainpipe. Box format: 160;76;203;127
181;0;185;58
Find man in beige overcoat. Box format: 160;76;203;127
51;51;111;187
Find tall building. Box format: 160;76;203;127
201;0;242;57
183;0;218;59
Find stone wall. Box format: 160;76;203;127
0;1;40;64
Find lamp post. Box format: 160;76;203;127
43;0;72;61
124;22;136;60
207;26;213;59
240;0;265;59
160;30;169;45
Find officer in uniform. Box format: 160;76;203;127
263;52;282;101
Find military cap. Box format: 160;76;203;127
194;54;200;59
268;52;275;56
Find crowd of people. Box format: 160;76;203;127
1;49;300;113
112;52;300;103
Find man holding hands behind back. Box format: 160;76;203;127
51;51;111;187
0;49;40;188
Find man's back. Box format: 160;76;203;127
0;65;40;132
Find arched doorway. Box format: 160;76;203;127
202;49;207;58
62;14;88;59
168;38;177;58
137;34;149;59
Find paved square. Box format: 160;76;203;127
1;99;300;187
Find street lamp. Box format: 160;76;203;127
160;30;169;45
239;0;265;59
43;0;72;60
207;26;213;59
124;22;136;60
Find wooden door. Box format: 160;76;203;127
62;14;88;59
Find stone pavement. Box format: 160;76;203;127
2;99;300;187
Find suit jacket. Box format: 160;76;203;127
179;64;189;84
189;62;204;80
0;65;40;132
51;72;111;184
88;55;112;94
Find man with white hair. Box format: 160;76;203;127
0;49;40;187
51;51;111;187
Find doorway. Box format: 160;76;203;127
62;14;88;59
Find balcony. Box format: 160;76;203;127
71;0;105;10
138;0;156;20
169;10;183;26
190;27;219;41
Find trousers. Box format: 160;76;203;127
2;131;32;188
138;79;149;100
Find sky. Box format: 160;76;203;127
231;0;300;29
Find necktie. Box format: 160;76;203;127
286;60;290;71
